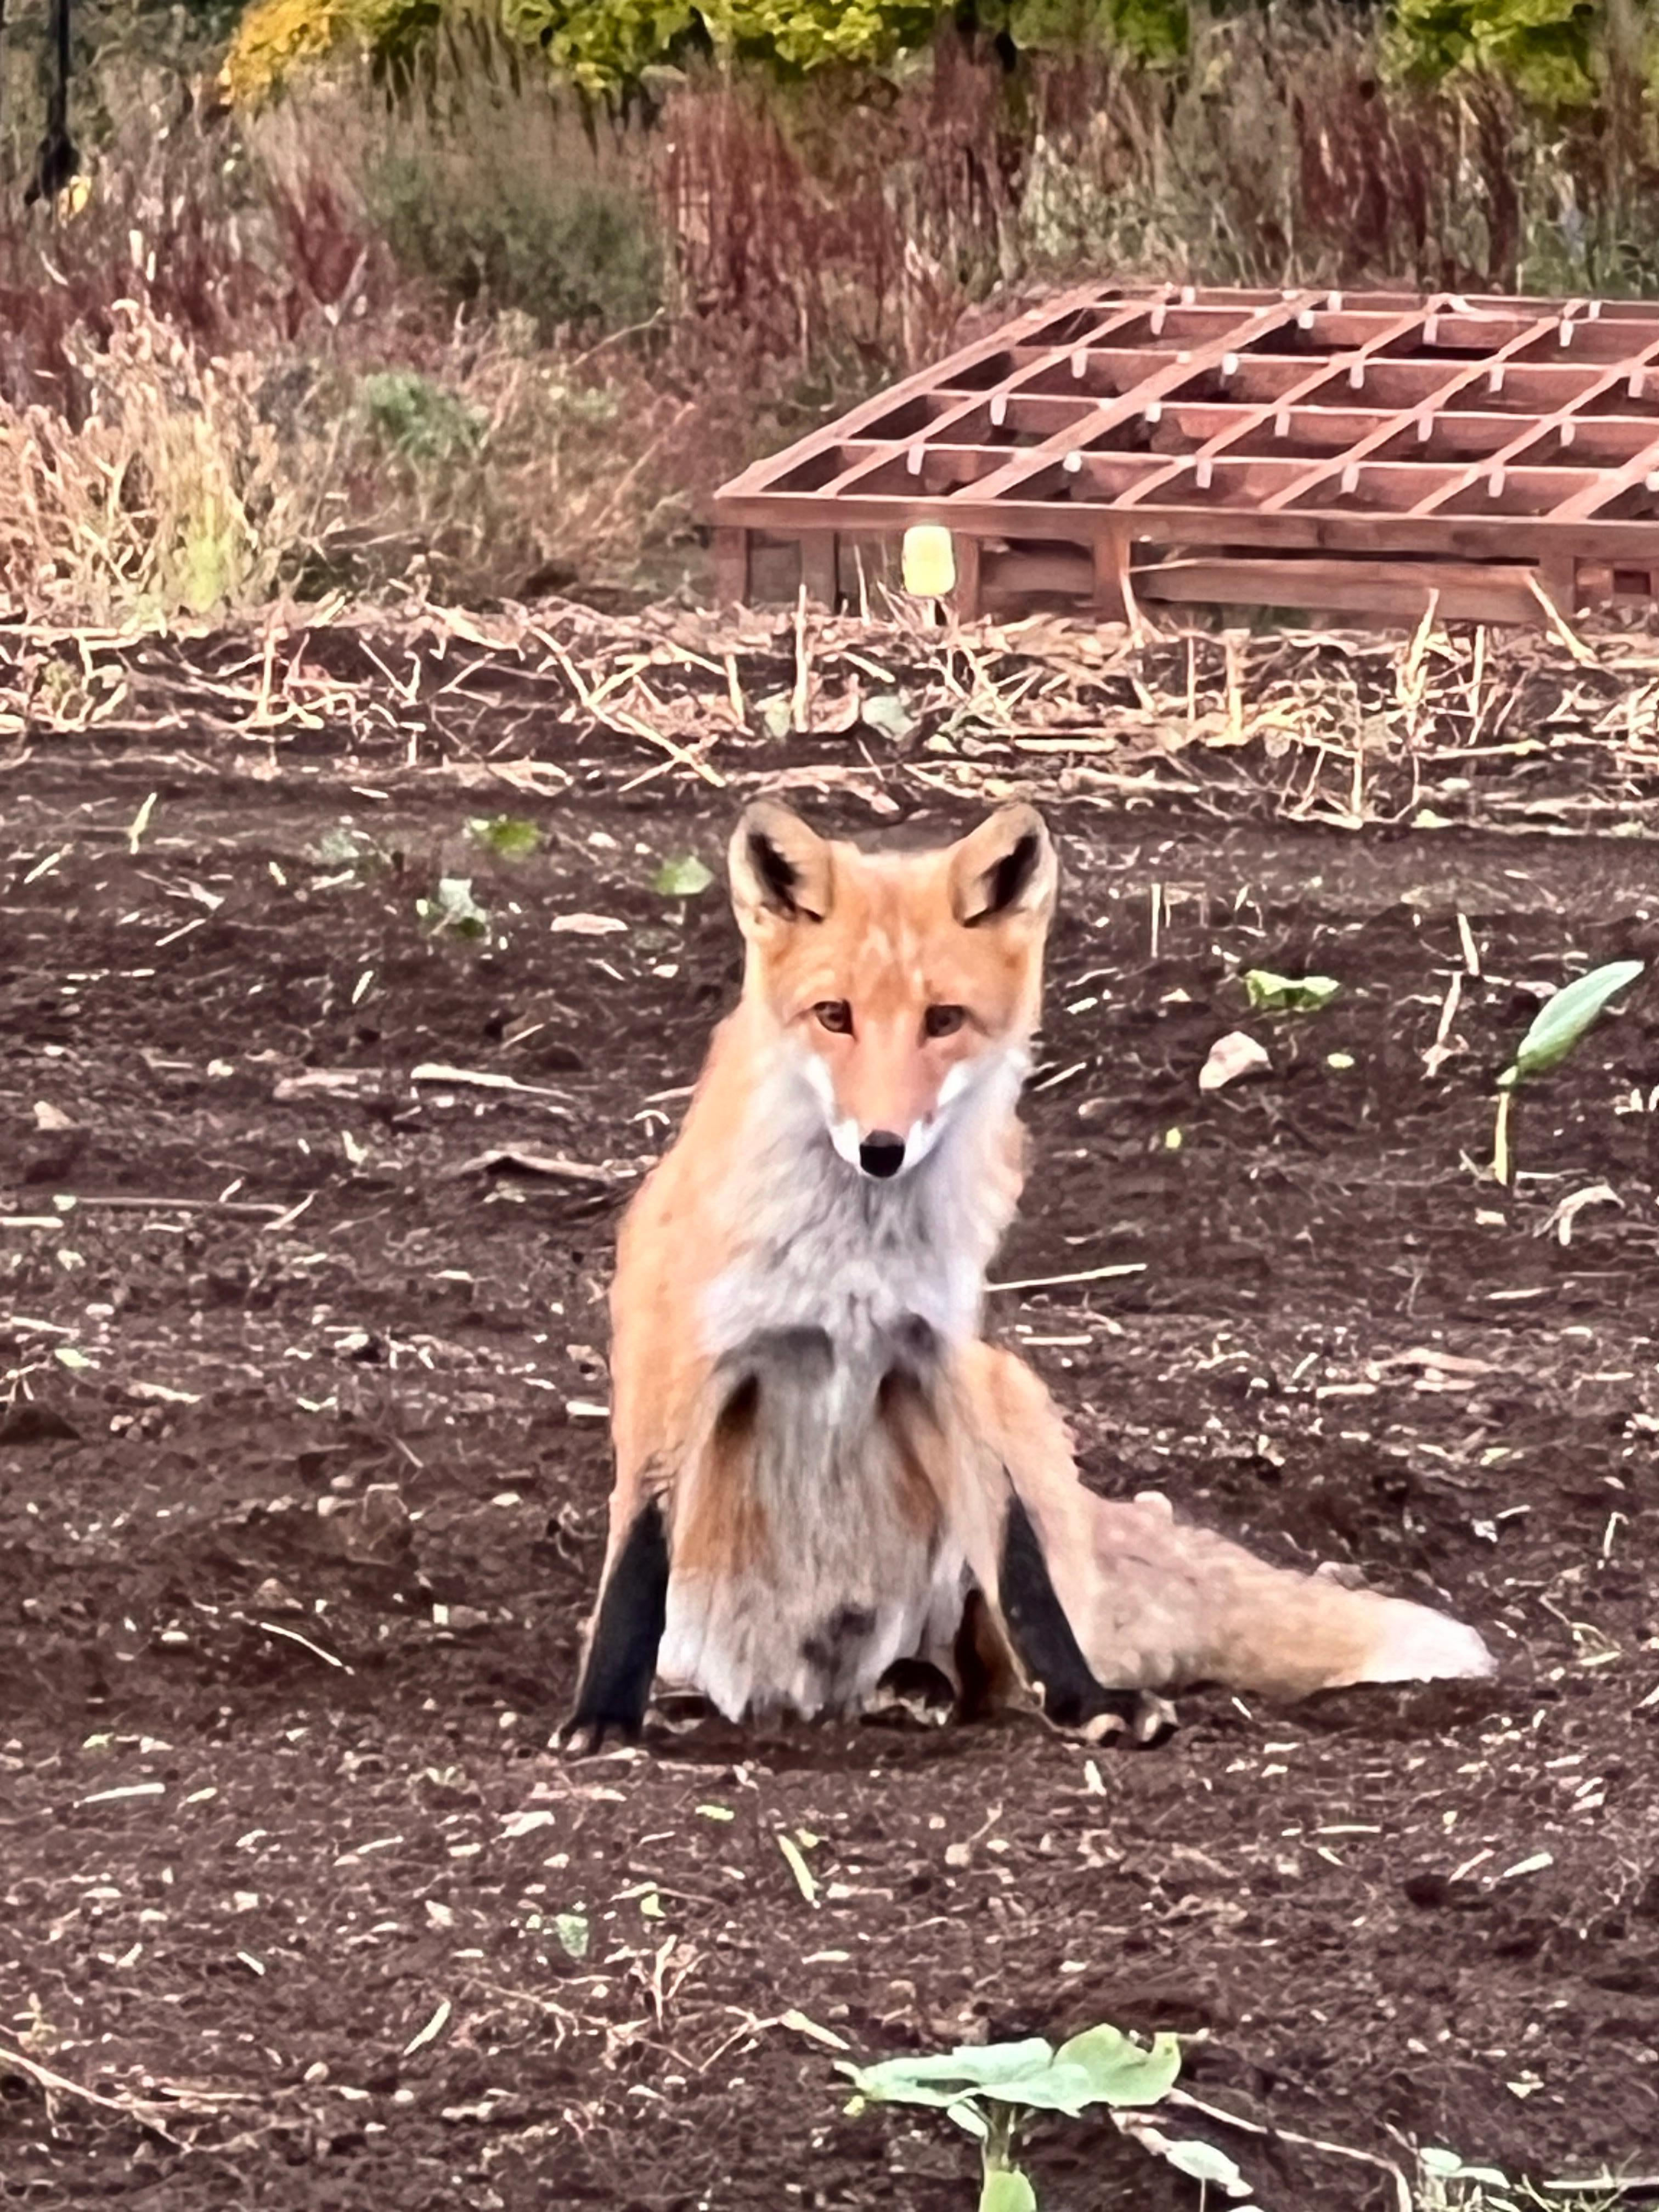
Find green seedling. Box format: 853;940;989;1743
1492;959;1644;1186
1243;968;1341;1014
653;854;715;898
839;2023;1234;2209
467;815;542;860
416;876;492;941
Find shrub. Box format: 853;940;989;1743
366;134;663;336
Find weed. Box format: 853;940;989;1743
1492;958;1645;1184
839;2023;1248;2207
358;370;483;465
652;853;713;896
415;875;492;939
467;815;543;860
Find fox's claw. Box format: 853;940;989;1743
556;1710;640;1757
1042;1685;1177;1750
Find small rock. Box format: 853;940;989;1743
1198;1031;1272;1093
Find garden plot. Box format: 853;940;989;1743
3;611;1658;2210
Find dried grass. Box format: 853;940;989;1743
3;7;1658;620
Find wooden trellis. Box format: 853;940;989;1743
710;282;1659;626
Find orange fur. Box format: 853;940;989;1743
568;802;1493;1739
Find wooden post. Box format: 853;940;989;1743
799;531;839;611
1575;561;1613;608
713;526;751;608
1536;550;1578;621
1092;532;1130;625
952;533;983;623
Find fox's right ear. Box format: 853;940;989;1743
728;801;833;930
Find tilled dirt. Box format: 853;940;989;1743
4;720;1659;2209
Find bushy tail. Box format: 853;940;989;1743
1077;1492;1495;1700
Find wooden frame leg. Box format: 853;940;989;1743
1092;532;1130;624
952;534;983;623
714;526;751;608
1536;552;1578;622
799;531;839;611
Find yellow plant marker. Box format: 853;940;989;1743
901;526;956;598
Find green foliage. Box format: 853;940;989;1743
368;147;663;336
1389;0;1604;105
230;0;1193;106
468;814;544;858
1005;0;1187;65
840;2024;1194;2209
701;0;940;72
1244;969;1342;1013
495;0;701;95
1492;957;1642;1185
652;854;715;896
416;876;492;937
358;370;484;462
1499;959;1644;1088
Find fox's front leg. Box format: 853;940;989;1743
562;1470;670;1753
900;1354;1170;1745
984;1485;1172;1745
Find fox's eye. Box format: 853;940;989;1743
924;1004;966;1039
814;1000;854;1035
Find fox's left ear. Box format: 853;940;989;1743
948;805;1056;928
729;799;833;933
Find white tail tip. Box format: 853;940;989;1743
1368;1601;1496;1685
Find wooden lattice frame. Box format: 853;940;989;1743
709;283;1659;624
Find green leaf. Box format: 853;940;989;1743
839;2039;1057;2110
1499;960;1645;1089
1243;969;1342;1014
759;693;794;740
554;1911;589;1959
979;2168;1037;2212
653;854;715;898
862;692;917;741
1054;2025;1182;2108
842;2027;1179;2120
467;815;543;860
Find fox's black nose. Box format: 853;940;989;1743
858;1131;906;1179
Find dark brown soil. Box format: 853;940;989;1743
4;710;1659;2210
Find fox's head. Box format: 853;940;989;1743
727;799;1057;1181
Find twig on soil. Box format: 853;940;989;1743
1164;2085;1412;2212
45;1194;291;1217
439;1147;632;1187
242;1617;353;1673
0;2038;188;2146
411;1064;574;1105
987;1263;1147;1293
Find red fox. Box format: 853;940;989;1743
565;801;1493;1747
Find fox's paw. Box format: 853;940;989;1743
1040;1684;1177;1750
556;1705;643;1758
864;1658;956;1729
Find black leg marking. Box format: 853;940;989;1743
563;1499;669;1751
999;1491;1170;1743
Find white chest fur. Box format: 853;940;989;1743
701;1046;1024;1361
657;1046;1024;1722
